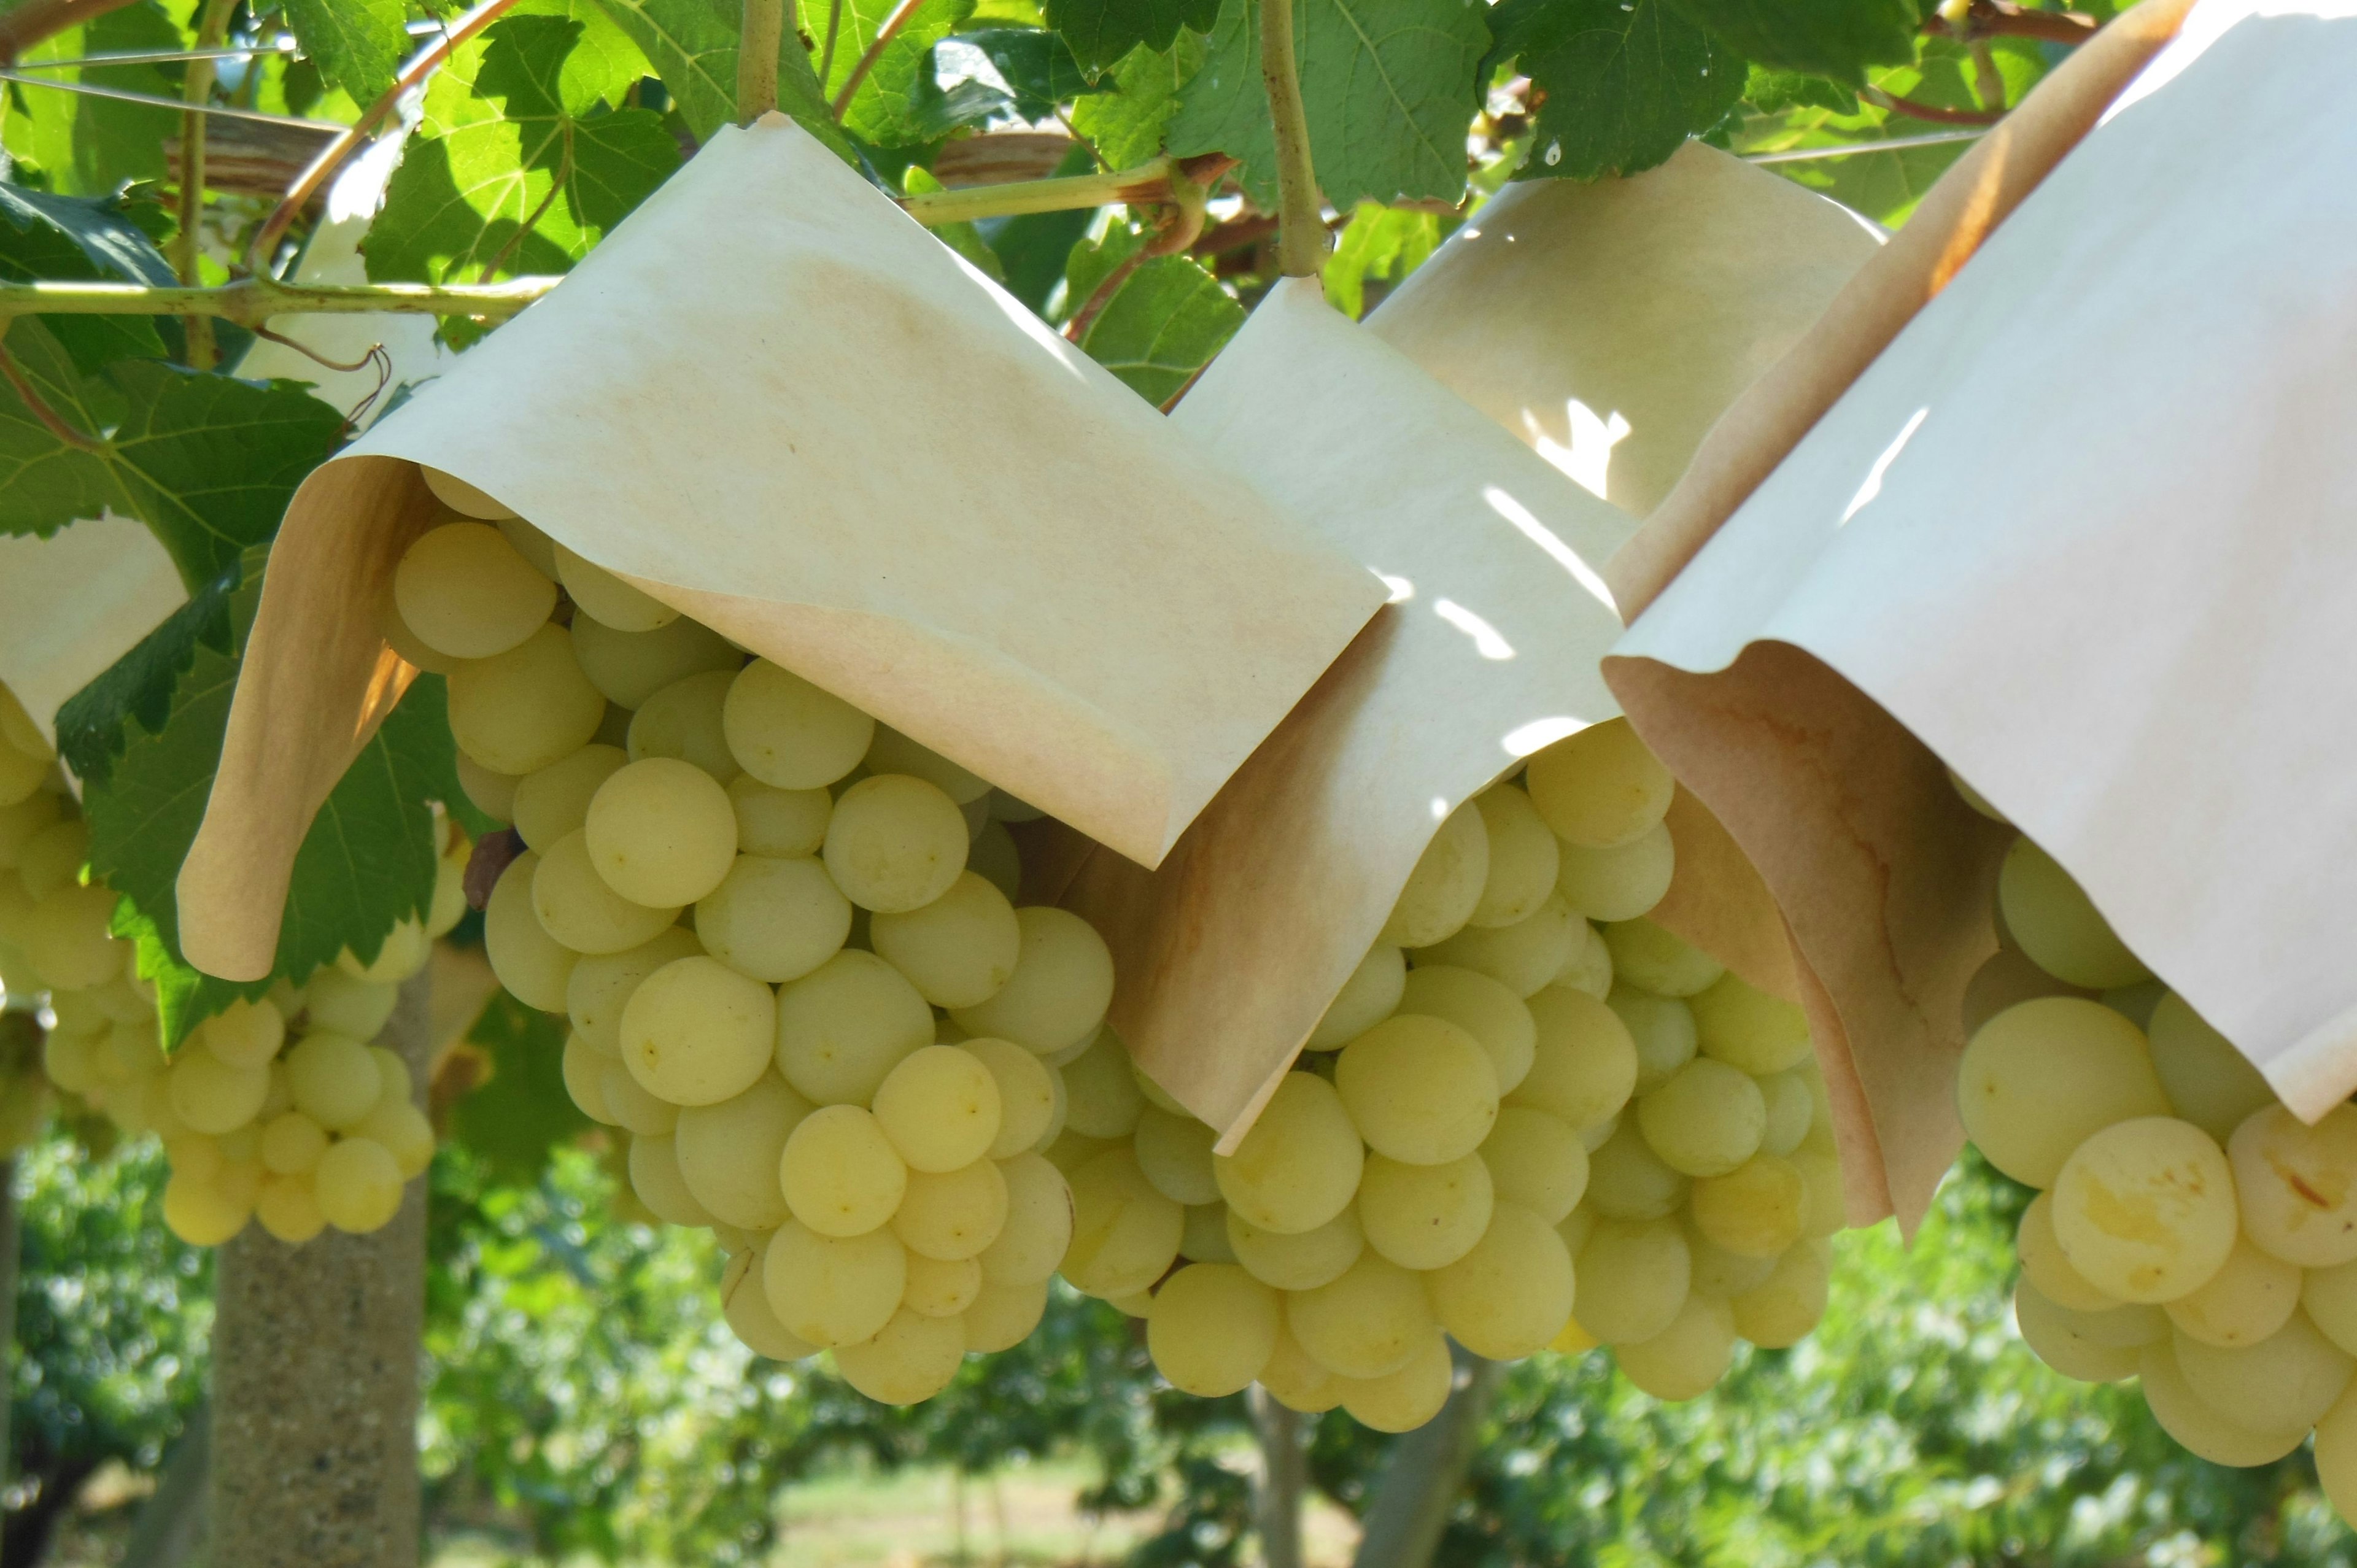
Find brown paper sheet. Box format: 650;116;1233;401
1061;279;1639;1147
178;117;1386;983
1598;0;2202;1232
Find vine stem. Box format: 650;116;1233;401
738;0;783;123
246;0;522;277
0;276;557;323
1258;0;1323;278
832;0;921;118
173;0;236;371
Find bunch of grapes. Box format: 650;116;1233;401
1041;718;1844;1429
1954;777;2357;1514
392;468;1119;1404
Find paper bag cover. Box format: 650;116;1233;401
1063;279;1638;1143
0;514;186;750
1612;1;2357;1229
178;116;1387;982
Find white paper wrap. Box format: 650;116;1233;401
0;514;185;747
1611;0;2357;1119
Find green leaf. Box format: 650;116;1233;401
1322;199;1436;318
904;164;1006;281
1045;0;1216;70
1;5;182;196
1745;63;1859;115
978;142;1097;312
365;14;682;290
55;558;237;790
446;991;588;1185
1069;34;1202;169
591;0;847;149
0;185;175;287
1165;0;1489;207
282;0;411;102
799;0;977;147
1665;0;1915;85
1068;238;1240;406
907;75;1013;139
1485;0;1744;180
953;26;1110;117
0;333;343;589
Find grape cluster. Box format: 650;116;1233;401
1044;719;1844;1429
1954;776;2357;1513
393;469;1118;1404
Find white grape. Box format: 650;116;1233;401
891;1158;1010;1261
1524;718;1673;849
1957;998;2169;1188
774;949;934;1105
553;543;678;633
1147;1263;1281;1396
764;1219;905;1348
393;522;555;659
448;624;606;777
619;955;776;1106
532;830;681;954
977;1153;1072;1286
1998;836;2151;990
870;871;1020;1008
872;1045;1003;1173
1377;802;1489;948
1307;943;1407;1050
1415;894;1579;998
1554;822;1674;924
780;1103;907;1236
1466;784;1560;929
1428;1202;1575;1360
694;853;851;983
1399;965;1536;1093
675;1072;810;1229
571;614;741;710
1358;1151;1494;1269
1335;1013;1498;1165
315;1137;404;1232
723;661;874;790
834;1307;967;1405
584;757;739;908
629;671;740;782
947;908;1114;1058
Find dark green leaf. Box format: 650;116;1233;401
1165;0;1488;207
799;0;977;147
591;0;848;149
1745;63;1860;115
0;184;175;286
1666;0;1915;85
446;991;588;1185
1323;199;1436;317
55;557;238;789
1;6;182;196
1068;34;1202;169
1486;0;1744;180
953;27;1109;118
979;142;1097;311
1069;242;1240;406
1045;0;1216;71
282;0;411;102
908;75;1013;139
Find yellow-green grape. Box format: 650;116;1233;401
449;624;606;776
368;1043;411;1108
2016;1191;2120;1312
1586;1122;1689;1221
0;741;47;811
1957;998;2169;1188
426;837;470;939
2013;1278;2138;1381
1417;894;1579;1000
892;1158;1010;1261
532;831;679;954
314;1137;404;1233
284;1031;382;1130
1575;1216;1690;1343
1728;1238;1832;1348
1550;1316;1600;1356
1147;1263;1281;1396
870;872;1020;1009
1400;967;1536;1094
1468;784;1560;929
729;775;833;859
629;670;741;783
2102;980;2167;1030
619;955;776;1106
1337;1331;1453;1433
822;774;967;914
255;1173;326;1245
978;1153;1072;1286
694;854;851;983
1793;1149;1846;1238
1601;920;1723;1000
1228;1204;1364;1291
1181;1203;1236;1263
965;1039;1059;1159
563;1035;618;1124
965;1278;1051;1352
0;790;60;866
1306;943;1406;1049
2138;1337;2307;1466
1479;1107;1589;1223
1358;1152;1493;1269
1378;802;1490;948
834;1306;967;1405
1637;1059;1766;1178
1998;835;2152;989
2165;1234;2302;1350
308;966;398;1041
2229;1104;2357;1267
1258;1323;1344;1413
723;1243;818;1359
0;686;47;765
1043;1129;1113;1177
1429;1202;1576;1360
1513;988;1638;1132
967;819;1021;904
2177;1311;2354;1433
774;949;932;1105
513;744;627;850
196;997;285;1070
864;726;989;804
2318;1385;2357;1524
584;757;740;909
1059;1028;1145;1140
1685;1220;1776;1297
486;852;577;1011
902;1251;984;1318
1554;822;1674;924
628;1132;718;1226
1134;1105;1220;1206
718;661;874;789
1962;946;2096;1038
337;917;430;985
20;819;88;900
352;1097;435;1180
2307;1262;2357;1358
948;908;1115;1058
1617;1291;1736;1401
393;521;555;659
1606;987;1697;1097
567;927;703;1054
166;1046;269;1137
455;754;519;826
27;884;125;990
2049;1116;2235;1302
416;466;512;520
1756;1070;1814;1159
163;1167;254;1246
781;1104;906;1236
765;1219;907;1348
41;1030;101;1096
2146;992;2275;1145
1287;1251;1435;1379
570;612;739;709
1336;1014;1498;1165
1690;1155;1804;1259
873;1045;1003;1173
1525;718;1673;849
1213;1072;1363;1235
380;584;456;676
552;542;676;632
675;1072;809;1229
1062;1147;1180;1295
1690;974;1810;1076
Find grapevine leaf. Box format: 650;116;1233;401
1484;0;1744;180
364;15;681;290
908;76;1014;139
281;0;411;102
904;165;1006;282
952;27;1107;119
1165;0;1488;207
1323;200;1436;318
515;0;659;107
980;142;1096;312
590;0;848;150
0;185;176;288
1043;0;1217;70
446;991;588;1185
1067;34;1202;169
0;6;182;196
1069;242;1240;406
55;558;238;790
798;0;977;147
1745;63;1859;116
1664;0;1916;85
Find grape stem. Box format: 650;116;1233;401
738;0;785;123
1258;0;1328;279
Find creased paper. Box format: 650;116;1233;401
0;513;187;749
